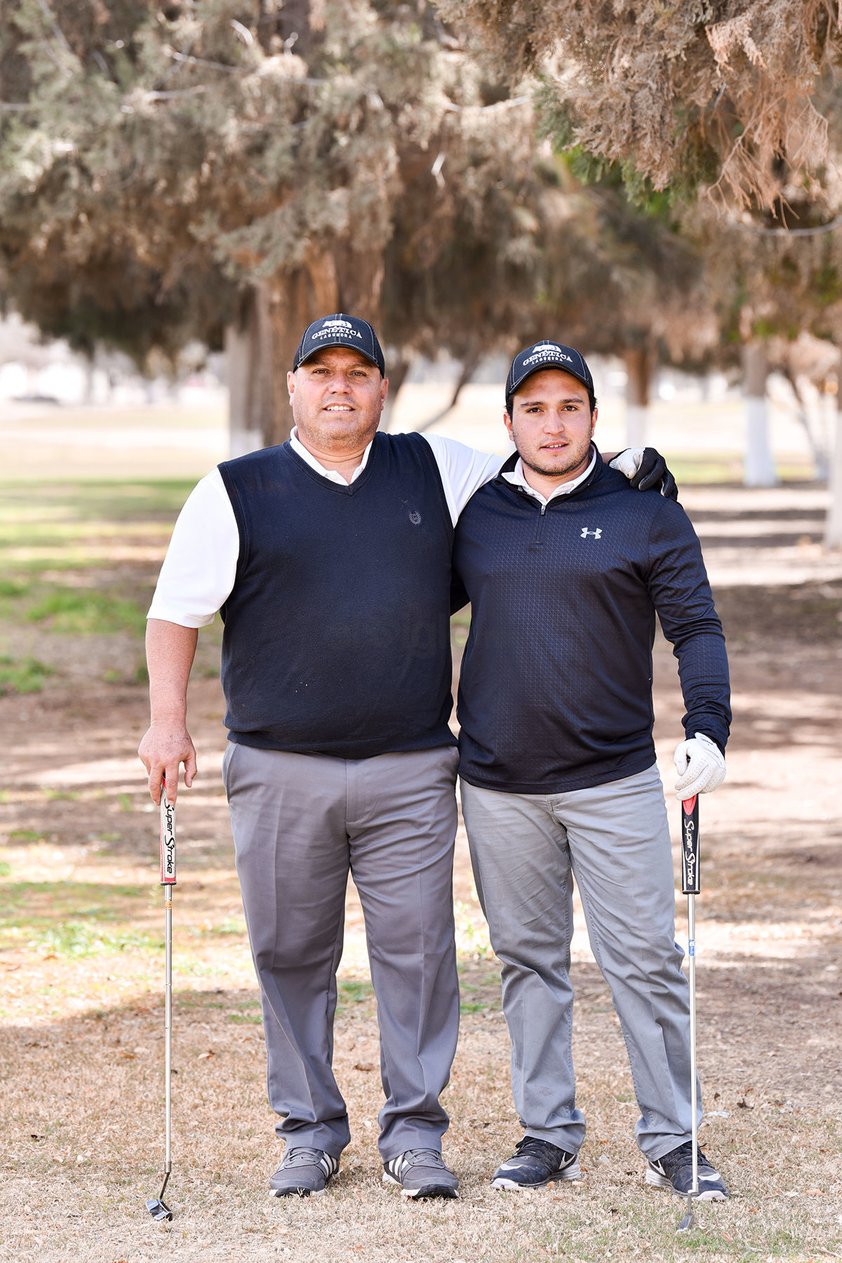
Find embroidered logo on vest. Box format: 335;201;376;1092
580;527;603;539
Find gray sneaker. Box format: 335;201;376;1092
382;1148;459;1199
269;1147;339;1197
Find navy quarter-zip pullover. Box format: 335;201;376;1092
454;448;730;794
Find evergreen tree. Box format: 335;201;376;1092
0;0;546;443
437;0;841;211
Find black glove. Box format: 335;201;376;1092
628;447;678;500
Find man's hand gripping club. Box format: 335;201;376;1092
138;620;199;804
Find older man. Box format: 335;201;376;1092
139;315;672;1201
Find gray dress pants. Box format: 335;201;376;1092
461;764;700;1163
223;742;460;1160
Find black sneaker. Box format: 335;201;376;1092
491;1137;582;1190
382;1149;459;1199
645;1142;729;1200
269;1147;339;1197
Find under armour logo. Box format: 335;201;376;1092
409;510;422;525
580;527;603;539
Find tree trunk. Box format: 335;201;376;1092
82;355;96;406
262;255;342;446
226;250;384;450
623;345;652;448
380;355;411;431
413;350;482;435
780;368;829;482
825;366;842;548
225;287;273;457
742;341;777;487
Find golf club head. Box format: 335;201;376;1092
145;1197;173;1222
676;1195;696;1233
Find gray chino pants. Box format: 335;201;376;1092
223;742;460;1160
460;764;700;1162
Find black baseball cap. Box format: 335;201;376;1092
292;313;386;375
506;341;595;411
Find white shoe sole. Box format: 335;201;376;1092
269;1185;329;1198
383;1172;459;1199
645;1168;728;1199
492;1158;582;1190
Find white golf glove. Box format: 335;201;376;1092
673;732;726;798
609;448;678;498
609;448;645;479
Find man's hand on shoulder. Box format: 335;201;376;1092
609;448;678;500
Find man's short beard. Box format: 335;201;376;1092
521;444;591;481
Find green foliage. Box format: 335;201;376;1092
0;655;53;695
441;0;841;212
0;0;596;422
1;0;527;377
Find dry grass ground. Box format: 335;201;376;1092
0;451;840;1262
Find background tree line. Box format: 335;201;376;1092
2;0;842;535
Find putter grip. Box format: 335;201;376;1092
680;796;700;894
160;791;177;886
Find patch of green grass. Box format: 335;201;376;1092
0;861;11;877
207;915;247;937
7;828;46;843
25;586;146;635
31;920;159;958
0;880;146;932
336;979;374;1011
458;975;501;1016
0;655;54;695
0;478;196;525
0;578;31;598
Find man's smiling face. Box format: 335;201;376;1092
287;347;388;456
505;367;597;492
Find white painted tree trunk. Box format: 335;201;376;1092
625;403;647;448
224;288;273;457
742;342;777;487
825;381;842;547
623;346;652;449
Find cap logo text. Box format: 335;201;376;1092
523;345;574;368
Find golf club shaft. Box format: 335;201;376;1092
164;886;172;1175
687;888;698;1197
681;795;700;1200
160;789;177;1179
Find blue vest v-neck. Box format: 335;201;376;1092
218;432;456;758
